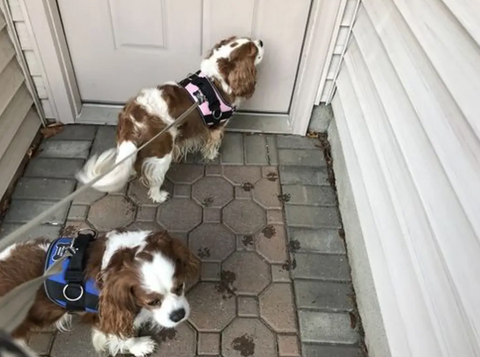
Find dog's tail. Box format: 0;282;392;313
76;141;137;193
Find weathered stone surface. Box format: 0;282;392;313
156;198;202;232
260;284;297;333
192;177;234;208
298;311;358;344
222;318;275;357
88;195;135;231
189;224;235;262
222;252;270;295
223;200;265;235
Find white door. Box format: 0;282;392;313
57;0;311;114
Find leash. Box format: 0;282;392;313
0;102;197;252
0;102;198;334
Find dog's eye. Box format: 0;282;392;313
173;284;184;296
147;298;161;306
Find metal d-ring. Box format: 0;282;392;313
63;284;84;302
212;110;222;120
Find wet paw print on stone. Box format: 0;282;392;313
277;193;291;203
241;182;255;192
202;196;214;207
261;225;276;239
215;270;237;299
266;172;278;182
156;328;177;344
282;258;297;271
198;247;211;259
242;235;254;247
288;239;301;253
232;334;255;357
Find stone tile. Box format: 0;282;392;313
205;165;222;176
67;205;88;221
24;158;85;179
277;335;300;357
49;125;97;141
62;221;94;236
282;185;336;206
260;284;297;333
128;179;172;206
244;134;268;165
0;224;61;241
287;228;345;254
292;253;351;282
174;184;191;198
201;262;221;281
136;206;157;221
302;344;361;357
128;221;162;232
88;195;136;231
276;135;319;150
278;149;325;167
220;133;244;164
189;224;235;262
222;166;262;185
12;178;76;201
267;210;284;225
262;166;279;181
222;318;275;357
184;151;204;164
252;179;282;209
90;126;115;155
271;265;291;283
28;333;55;356
278;166;329;186
197;333;220;355
72;184;106;205
265;135;278;165
237;296;259;317
157;198;202;232
256;224;288;264
222;252;270;295
235;186;252;199
167;164;204;184
192;177;234;208
236;235;256;251
298;311;358;344
152;323;197;357
51;322;96;357
203;208;221;223
187;282;236;332
4;200;68;225
38;140;91;159
285;206;340;229
223;200;266;235
294;280;353;311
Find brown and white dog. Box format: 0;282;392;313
0;230;199;356
76;36;265;203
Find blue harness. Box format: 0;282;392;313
44;231;99;313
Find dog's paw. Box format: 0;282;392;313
202;149;219;161
148;188;169;203
129;337;156;357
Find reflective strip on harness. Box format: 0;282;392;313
179;71;235;127
44;237;99;313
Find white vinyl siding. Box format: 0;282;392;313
330;1;480;356
0;6;41;198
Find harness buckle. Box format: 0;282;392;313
212;109;222;120
63;283;84;302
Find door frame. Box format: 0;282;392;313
21;0;345;135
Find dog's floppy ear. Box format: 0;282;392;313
217;42;258;99
98;250;139;337
170;236;200;281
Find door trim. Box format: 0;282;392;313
22;0;345;135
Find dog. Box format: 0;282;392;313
76;36;265;203
0;229;199;356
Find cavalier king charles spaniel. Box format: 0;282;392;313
76;36;265;203
0;229;199;356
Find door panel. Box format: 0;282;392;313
58;0;311;114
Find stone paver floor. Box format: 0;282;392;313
0;126;364;357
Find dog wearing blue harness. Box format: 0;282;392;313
0;229;200;357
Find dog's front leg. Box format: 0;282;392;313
92;328;156;357
202;128;224;161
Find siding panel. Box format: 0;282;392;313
330;1;480;356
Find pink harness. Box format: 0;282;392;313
179;71;236;127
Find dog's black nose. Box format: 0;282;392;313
259;40;264;47
170;308;186;323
